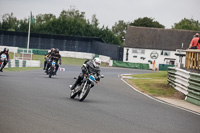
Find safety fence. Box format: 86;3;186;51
168;67;200;106
0;30;123;61
185;49;200;70
18;48;48;55
112;60;149;70
159;64;175;71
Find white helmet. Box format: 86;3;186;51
93;57;101;67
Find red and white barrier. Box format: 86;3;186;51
58;67;65;71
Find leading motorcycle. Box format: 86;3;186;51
0;54;7;71
70;73;104;102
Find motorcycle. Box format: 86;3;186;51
0;54;7;71
70;73;104;102
48;60;57;78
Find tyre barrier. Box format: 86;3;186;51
5;59;40;68
168;67;200;106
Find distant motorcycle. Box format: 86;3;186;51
47;60;57;78
70;73;104;102
0;54;7;71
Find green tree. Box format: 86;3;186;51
172;18;200;31
130;17;165;28
35;14;56;26
1;12;19;31
17;19;29;32
112;20;128;45
0;22;2;29
59;8;85;20
91;14;99;28
0;8;122;45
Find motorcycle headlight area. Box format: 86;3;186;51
89;75;95;82
1;54;6;58
52;62;56;65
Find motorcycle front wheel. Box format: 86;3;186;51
79;85;91;102
49;67;53;78
70;90;77;99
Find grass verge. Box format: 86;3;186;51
33;54;108;67
4;54;108;72
33;54;88;65
4;67;42;72
124;71;184;99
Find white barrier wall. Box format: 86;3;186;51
0;46;111;64
123;47;185;69
60;51;94;59
60;51;111;63
99;55;111;63
26;60;41;67
0;46;18;53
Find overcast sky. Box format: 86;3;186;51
0;0;199;29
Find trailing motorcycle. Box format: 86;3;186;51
0;54;7;71
47;60;57;78
70;73;104;102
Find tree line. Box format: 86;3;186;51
0;8;200;46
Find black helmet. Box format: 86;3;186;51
55;48;59;53
4;48;9;53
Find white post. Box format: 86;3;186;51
31;49;32;60
27;12;31;53
22;49;24;60
14;52;15;60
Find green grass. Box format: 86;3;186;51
126;71;177;97
33;54;108;66
33;54;91;66
4;67;42;71
4;53;108;72
9;53;108;66
9;52;14;59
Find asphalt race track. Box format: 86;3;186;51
0;65;200;133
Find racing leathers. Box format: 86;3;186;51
46;53;61;74
70;60;101;90
44;52;52;70
0;51;9;71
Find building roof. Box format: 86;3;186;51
125;26;199;51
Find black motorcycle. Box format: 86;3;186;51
70;73;104;102
0;54;7;71
47;60;57;78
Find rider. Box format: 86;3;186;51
43;48;55;70
0;48;9;72
47;48;61;74
70;57;101;90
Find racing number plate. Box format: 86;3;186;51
1;54;6;58
52;62;56;65
89;75;95;82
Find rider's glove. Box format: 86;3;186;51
96;76;100;81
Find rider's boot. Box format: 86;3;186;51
70;84;76;90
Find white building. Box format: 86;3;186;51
123;26;197;70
